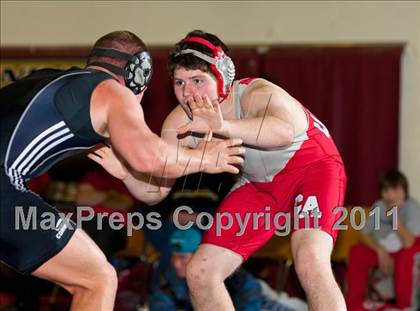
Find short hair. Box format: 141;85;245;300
87;31;147;67
379;170;409;198
168;30;229;78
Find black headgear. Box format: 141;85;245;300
88;48;153;94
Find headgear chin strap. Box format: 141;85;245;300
88;48;153;95
175;36;235;100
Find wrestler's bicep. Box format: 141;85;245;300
106;88;162;171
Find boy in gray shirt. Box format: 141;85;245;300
346;170;420;310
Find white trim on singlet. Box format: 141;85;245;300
30;145;97;176
7;132;75;190
9;121;66;171
22;133;74;175
16;128;71;173
3;71;89;176
8;143;94;192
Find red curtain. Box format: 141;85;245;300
262;46;403;205
140;46;403;206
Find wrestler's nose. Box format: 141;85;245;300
183;82;195;98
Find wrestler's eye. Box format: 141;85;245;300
174;80;184;87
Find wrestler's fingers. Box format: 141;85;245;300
223;138;244;148
227;146;246;156
91;143;109;155
87;153;102;164
94;147;108;157
228;156;244;165
193;93;204;108
102;145;114;155
223;164;240;174
203;94;214;109
187;96;198;110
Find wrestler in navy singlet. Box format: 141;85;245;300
0;68;113;273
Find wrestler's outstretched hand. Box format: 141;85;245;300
196;131;245;174
178;94;224;135
88;143;128;180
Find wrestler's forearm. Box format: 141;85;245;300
151;141;209;178
216;117;294;149
122;172;172;205
123;141;209;202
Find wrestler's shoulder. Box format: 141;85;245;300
94;78;128;95
93;79;136;108
241;79;297;112
239;78;286;97
162;104;189;128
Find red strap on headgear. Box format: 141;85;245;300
183;36;233;99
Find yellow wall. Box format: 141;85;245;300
1;1;420;200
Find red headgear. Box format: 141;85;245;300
175;36;236;100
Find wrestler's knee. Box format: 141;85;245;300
295;249;333;295
293;234;332;283
186;259;222;294
99;261;118;289
91;260;117;292
70;255;117;294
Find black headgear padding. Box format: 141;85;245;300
88;47;153;95
89;62;126;76
90;48;133;61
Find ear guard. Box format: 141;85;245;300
88;48;153;94
174;36;235;99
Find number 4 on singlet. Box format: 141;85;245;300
294;194;322;219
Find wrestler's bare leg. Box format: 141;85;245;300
32;229;117;311
186;244;242;311
291;229;346;311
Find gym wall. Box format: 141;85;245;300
1;1;419;200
